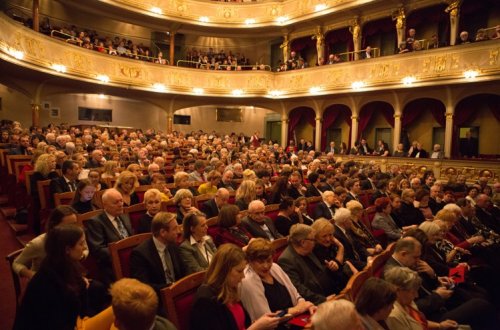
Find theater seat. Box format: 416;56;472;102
5;248;24;319
123;203;146;234
264;203;280;221
340;268;372;301
54;191;76;207
161;270;206;330
109;233;152;280
371;242;396;278
271;237;288;262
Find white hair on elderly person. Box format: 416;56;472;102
333;207;352;226
311;299;362;330
322;190;334;202
442;203;461;215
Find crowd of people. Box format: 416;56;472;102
184;48;260;71
2;118;500;329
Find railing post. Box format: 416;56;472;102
32;0;39;32
169;32;175;66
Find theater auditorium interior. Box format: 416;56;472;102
0;0;499;329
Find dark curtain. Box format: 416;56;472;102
291;36;315;53
288;107;315;143
321;105;350;150
452;98;480;157
403;99;445;127
406;4;449;29
358;102;394;140
402;106;423;128
325;28;353;57
486;96;500;122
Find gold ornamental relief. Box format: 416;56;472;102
434;56;447;73
66;51;92;71
489;49;499;66
22;36;42;57
118;64;144;79
176;1;187;15
450;55;459;70
169;72;191;87
211;75;229;89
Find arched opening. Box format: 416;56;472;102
325;27;353;62
362;17;395;56
406;4;449;48
460;0;499;40
288;107;316;147
290;36;316;67
401;98;445;155
453;94;500;158
358;101;394;152
321;104;351;152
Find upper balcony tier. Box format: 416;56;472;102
1;13;499;99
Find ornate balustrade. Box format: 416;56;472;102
1;13;499;98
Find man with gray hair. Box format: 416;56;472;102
241;200;282;241
333;208;367;270
202;187;229;218
278;224;339;305
86;188;133;284
311;299;362;330
313;190;340;220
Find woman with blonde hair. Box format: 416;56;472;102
190;244;280;330
114;170;139;206
31;153;59;233
235;179;256;211
346;200;383;255
101;160;119;179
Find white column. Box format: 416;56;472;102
315;116;322;151
351;115;359;148
393;113;402;152
281;115;288;148
444;111;454;158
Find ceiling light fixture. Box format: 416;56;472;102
150;7;162;15
97;74;110;83
315;4;327;12
245;18;256;25
199;16;209;23
153;83;166;92
232;89;244;96
193;88;204;95
402;76;416;85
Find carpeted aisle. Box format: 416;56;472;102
0;212;23;330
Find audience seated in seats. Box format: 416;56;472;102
370;180;389;205
311;219;353;286
88;169;108;192
85;188;133;285
173;188;199;225
346;200;384;254
240;238;315;322
333;208;368;270
269;176;290;205
13;206;88;280
313;190;340;220
428;185;446;215
274;197;300;237
305;172;323;197
114;170;140;207
190;244;280;330
214;184;236;212
85;150;105;168
14;224;106;330
198;170;221;195
277;224;340;305
241;200;282;241
189;160;206;182
354;277;397;330
287;171;307;199
172;171;199;197
372;197;411;243
218;170;236;191
50;159;80;196
383;237;497;329
344;179;362;206
71;179;98;214
397;189;425;227
475;194;500;233
254;179;269;205
294;196;314;225
415;189;433;220
179;211;217;274
384;267;460;330
311;299;363;330
235;179;257;211
139;163;160;185
129;212;185;312
214;204;253;248
9;134;33;155
137;188;162;234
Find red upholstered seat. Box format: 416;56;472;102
271;237;288;262
109;233;152;280
161;271;206;330
265;204;280;221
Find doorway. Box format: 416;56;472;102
375;128;392;152
266;121;281;145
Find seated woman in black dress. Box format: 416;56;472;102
137;188;162;233
214;204;253;248
15;224;92;329
190;244;280;330
295;196;314;225
240;238;314;323
274;197;299;236
71;179;98;214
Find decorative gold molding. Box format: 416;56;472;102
0;14;499;99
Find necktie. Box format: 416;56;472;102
69;181;76;192
115;217;129;239
164;248;175;283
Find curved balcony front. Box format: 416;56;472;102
1;13;499;99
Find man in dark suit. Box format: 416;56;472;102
9;134;32;155
85;149;105;168
130;212;185;304
241;200;282;241
305;172;322;197
429;185;446;215
277;224;339;305
313;191;339;220
459;130;479;158
475;194;500;233
333;208;367;270
343;179;362;206
202;188;229;218
357;138;372;155
49;160;80;198
287;171;306;199
325;141;337;154
360;46;372;59
85;188;134;285
218;170;236;191
139;163;160;185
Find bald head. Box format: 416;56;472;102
102;188;124;216
248;200;265;223
393;237;422;268
215;188;230;207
